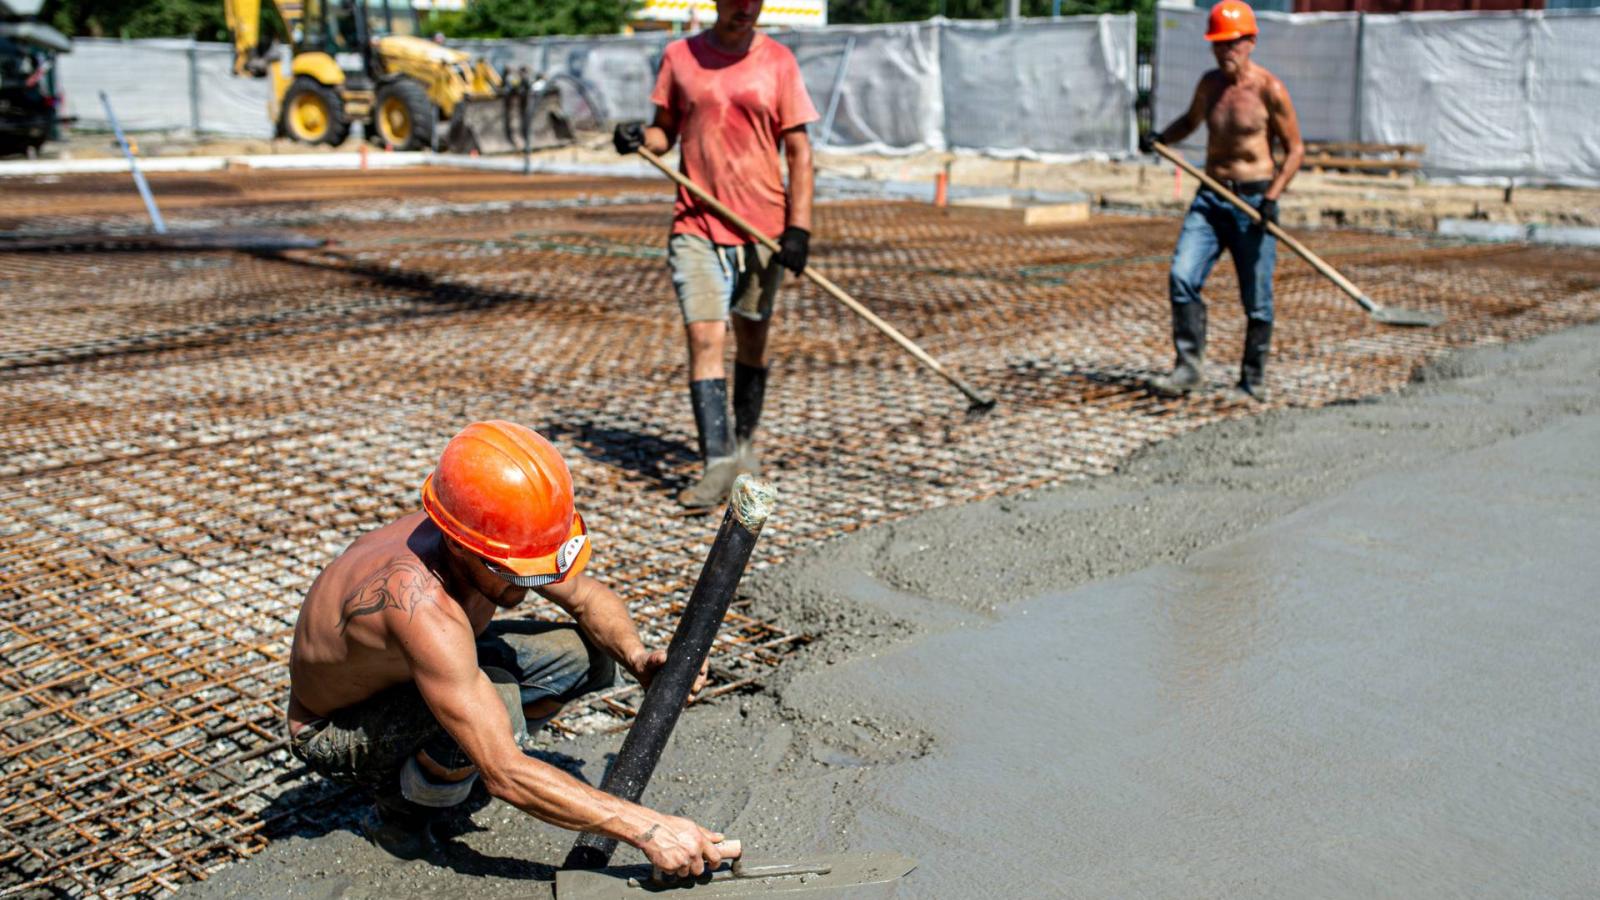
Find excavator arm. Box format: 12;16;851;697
226;0;303;77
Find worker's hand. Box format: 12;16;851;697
613;122;646;156
635;815;733;878
775;226;810;275
1257;197;1279;230
1139;130;1162;154
634;648;711;700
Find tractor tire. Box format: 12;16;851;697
373;78;434;151
281;76;350;146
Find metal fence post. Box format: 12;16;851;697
818;36;856;149
187;42;202;135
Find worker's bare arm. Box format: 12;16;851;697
1263;77;1303;200
646;105;678;154
1159;75;1216;144
537;575;709;695
395;602;723;874
782;125;813;232
538;574;650;679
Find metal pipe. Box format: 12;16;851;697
564;477;777;870
98;91;167;235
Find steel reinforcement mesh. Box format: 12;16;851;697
2;168;1598;897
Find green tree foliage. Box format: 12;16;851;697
423;0;640;38
40;0;231;41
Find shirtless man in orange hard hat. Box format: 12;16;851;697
1142;0;1304;402
285;420;732;877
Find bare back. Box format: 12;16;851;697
288;512;494;729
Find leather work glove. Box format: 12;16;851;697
612;121;645;155
775;226;810;275
1257;197;1280;231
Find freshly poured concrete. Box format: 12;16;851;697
187;324;1600;899
800;416;1600;897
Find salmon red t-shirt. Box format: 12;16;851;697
650;32;818;244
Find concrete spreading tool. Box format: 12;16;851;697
636;146;998;414
1155;142;1444;328
557;476;916;898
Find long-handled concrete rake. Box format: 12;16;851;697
1154;142;1443;328
636;146;999;413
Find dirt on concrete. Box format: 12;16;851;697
182;316;1600;899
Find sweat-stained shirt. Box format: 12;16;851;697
650;32;819;244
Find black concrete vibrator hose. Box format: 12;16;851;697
636;146;998;413
562;475;777;871
1153;141;1442;328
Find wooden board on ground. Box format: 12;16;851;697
951;194;1091;225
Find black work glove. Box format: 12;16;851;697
1257;197;1279;230
612;121;645;155
1139;130;1160;154
775;226;810;275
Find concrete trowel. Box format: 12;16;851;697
553;477;916;899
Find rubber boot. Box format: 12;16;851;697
368;789;439;860
1236;318;1273;402
732;361;768;477
1149;302;1207;396
679;378;738;511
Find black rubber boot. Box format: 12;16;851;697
1236;318;1273;402
1149;301;1207;396
732;362;768;477
368;791;439;861
679;378;738;510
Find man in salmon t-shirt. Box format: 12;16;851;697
613;0;818;512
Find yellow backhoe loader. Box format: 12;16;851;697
225;0;572;153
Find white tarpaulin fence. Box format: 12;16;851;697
1154;3;1600;185
58;15;1138;157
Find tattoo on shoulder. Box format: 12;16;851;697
636;824;660;845
336;560;438;631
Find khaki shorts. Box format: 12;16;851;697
668;233;783;324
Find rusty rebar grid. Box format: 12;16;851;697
2;167;1598;897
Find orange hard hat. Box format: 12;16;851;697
421;420;592;587
1206;0;1258;41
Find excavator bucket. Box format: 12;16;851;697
446;87;573;155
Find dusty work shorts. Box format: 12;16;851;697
287;620;615;789
668;233;783;324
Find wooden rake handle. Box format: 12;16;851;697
1154;142;1381;314
636;146;996;409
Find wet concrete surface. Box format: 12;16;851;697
800;415;1600;897
186;323;1600;899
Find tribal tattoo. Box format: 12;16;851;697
336;560;438;632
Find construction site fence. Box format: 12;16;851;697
1154;3;1600;187
57;14;1140;158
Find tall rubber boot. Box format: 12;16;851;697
732;362;768;477
678;378;738;511
1149;301;1207;396
1237;318;1273;402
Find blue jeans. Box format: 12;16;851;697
1169;187;1277;324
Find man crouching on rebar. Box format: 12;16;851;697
1142;0;1303;401
285;420;733;876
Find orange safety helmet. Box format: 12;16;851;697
1206;0;1258;42
421;420;592;587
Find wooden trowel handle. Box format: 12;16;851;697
649;840;744;884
